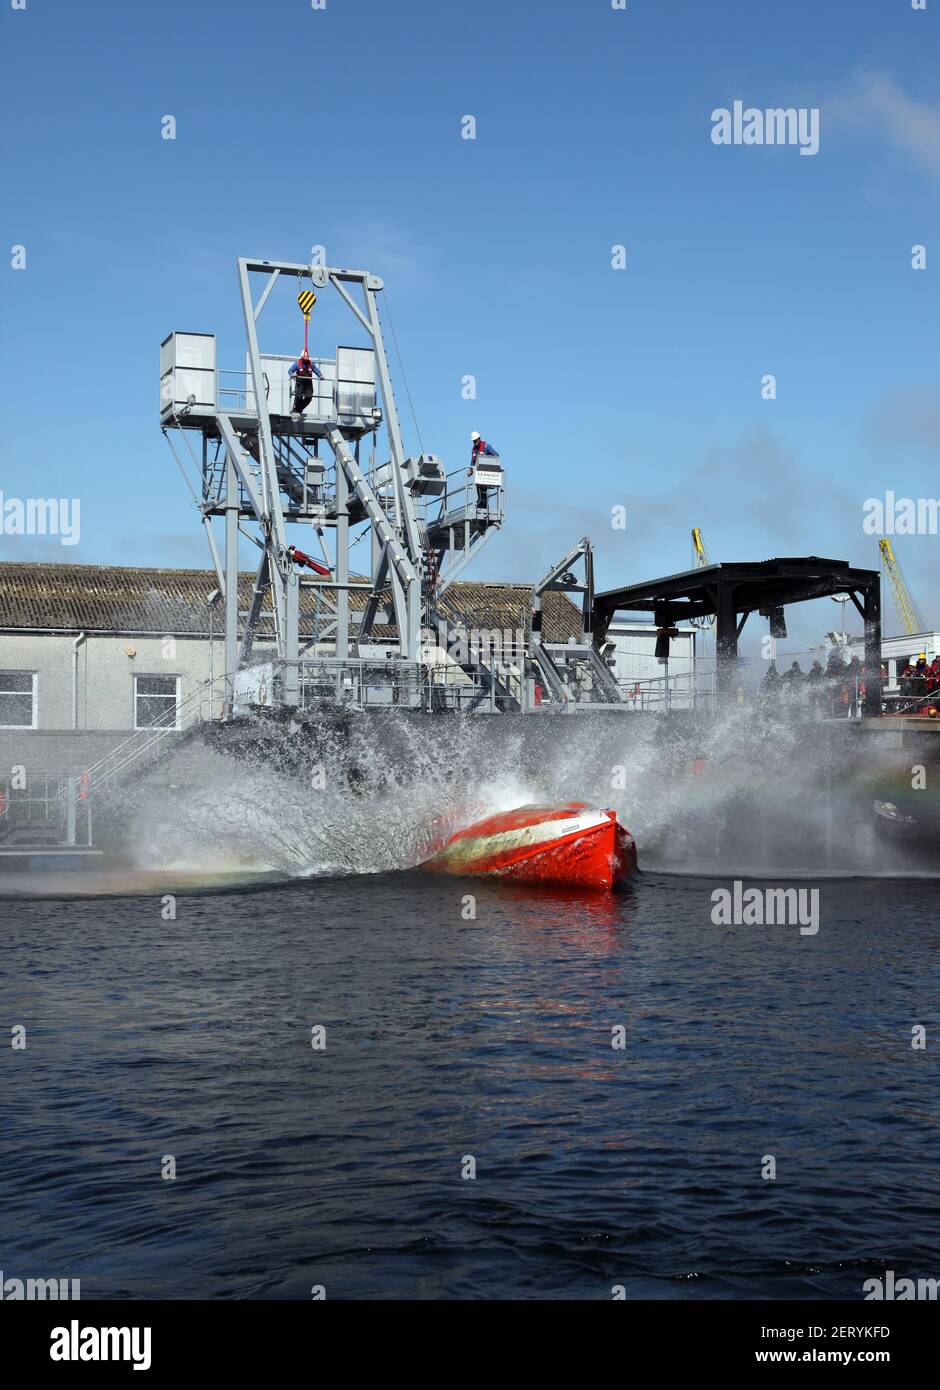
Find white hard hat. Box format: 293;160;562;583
470;431;480;441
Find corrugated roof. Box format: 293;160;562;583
0;561;583;644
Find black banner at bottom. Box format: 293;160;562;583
3;1298;932;1376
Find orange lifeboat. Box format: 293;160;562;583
421;801;637;891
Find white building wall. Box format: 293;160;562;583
0;632;229;732
604;622;699;709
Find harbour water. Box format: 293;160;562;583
2;868;937;1299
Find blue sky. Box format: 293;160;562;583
1;0;938;648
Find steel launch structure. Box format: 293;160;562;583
161;256;502;712
160;255;624;717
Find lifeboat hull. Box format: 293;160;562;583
421;801;637;891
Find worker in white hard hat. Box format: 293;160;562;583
469;431;498;506
470;430;497;459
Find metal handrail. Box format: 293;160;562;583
218;363;336;419
616;672;702;712
0;771;90;848
296;657;491;712
884;689;940;717
80;675;227;790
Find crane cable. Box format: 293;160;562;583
382;288;425;456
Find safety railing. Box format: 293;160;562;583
614;673;883;718
882;686;940;717
0;772;93;849
615;673;695;711
217;364;336;419
217;369;252;414
425;466;505;528
0;773;67;828
296;658;490;713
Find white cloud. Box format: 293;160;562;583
829;71;940;181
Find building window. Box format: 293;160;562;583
134;674;180;730
0;671;37;729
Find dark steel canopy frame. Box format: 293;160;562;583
593;556;882;717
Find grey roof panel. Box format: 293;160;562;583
0;562;582;644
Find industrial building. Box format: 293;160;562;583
0;558;704;768
0;560;595;766
6;553;930;762
603;620;698;709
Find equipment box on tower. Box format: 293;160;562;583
160;332;217;422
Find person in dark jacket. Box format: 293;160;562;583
779;660;804;714
846;655;863;715
760;661;782;711
805;659;825;717
825;647;848;717
469;431;498;505
289;349;323;417
470;430;498;462
912;654;929;699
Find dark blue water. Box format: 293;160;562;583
2;871;938;1299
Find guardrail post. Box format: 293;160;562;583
66;777;77;846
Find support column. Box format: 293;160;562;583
715;582;738;705
362;278;422;564
283;571;300;706
862;579;882;718
328;427;419;657
66;777;76;846
224;456;239;716
335;457;349;660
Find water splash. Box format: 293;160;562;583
104;707;935;880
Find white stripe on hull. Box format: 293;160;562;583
431;808;610;870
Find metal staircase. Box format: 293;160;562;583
431;596;523;712
529;538;625;709
81;675;226;794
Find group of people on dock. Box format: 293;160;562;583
898;653;940;700
760;650;868;718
